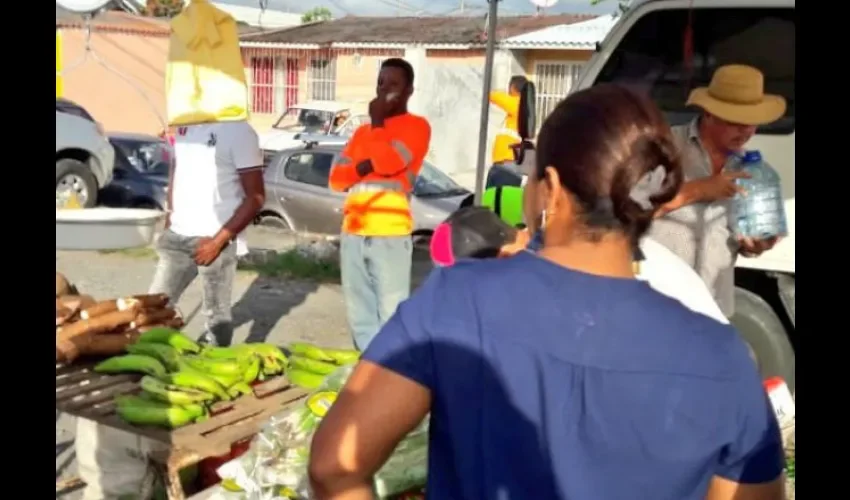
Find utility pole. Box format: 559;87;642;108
460;0;465;14
472;0;500;204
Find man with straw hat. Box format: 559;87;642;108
651;64;787;318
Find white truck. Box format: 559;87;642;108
257;101;369;152
575;0;795;390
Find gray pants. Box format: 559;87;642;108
149;229;237;346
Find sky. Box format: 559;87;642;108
216;0;615;17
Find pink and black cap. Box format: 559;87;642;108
430;207;518;267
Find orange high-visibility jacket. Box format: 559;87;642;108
489;91;521;164
329;113;432;237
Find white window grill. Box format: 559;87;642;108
244;47;301;115
308;55;337;101
533;62;585;130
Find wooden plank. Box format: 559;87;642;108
87;399;118;416
56;361;95;377
253;376;292;397
56;367;310;463
199;388;309;451
56;368;97;386
169;386;307;455
205;376;292;414
63;380;141;412
56;373;139;402
172;395;265;438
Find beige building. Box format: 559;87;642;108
56;7;171;135
500;15;619;127
238;15;597;132
55;8;613;160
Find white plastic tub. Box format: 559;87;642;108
56;208;165;251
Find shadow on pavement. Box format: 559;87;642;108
231;276;320;343
411;247;435;291
229;245;433;344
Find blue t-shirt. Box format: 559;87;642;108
363;252;783;500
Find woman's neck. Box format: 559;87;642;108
537;237;636;279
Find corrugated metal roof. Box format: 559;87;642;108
56;7;171;36
500;14;618;49
239;14;594;47
211;2;301;29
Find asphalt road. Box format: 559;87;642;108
56;226;435;496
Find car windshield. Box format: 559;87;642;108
273;107;337;134
111;137;172;175
414;162;468;197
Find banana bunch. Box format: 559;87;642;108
92;327;291;430
284;342;360;390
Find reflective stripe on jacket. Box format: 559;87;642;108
328;113;432;237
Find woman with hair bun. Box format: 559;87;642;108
308;85;785;500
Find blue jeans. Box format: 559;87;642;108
340;233;413;351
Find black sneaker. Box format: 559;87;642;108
197;332;219;347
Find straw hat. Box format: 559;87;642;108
687;64;786;126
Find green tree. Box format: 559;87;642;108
302;7;333;23
144;0;184;18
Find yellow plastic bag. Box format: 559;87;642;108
166;0;248;126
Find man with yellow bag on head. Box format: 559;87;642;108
74;2;265;497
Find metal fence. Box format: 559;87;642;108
307;53;337;102
243;47;307;116
241;47;404;116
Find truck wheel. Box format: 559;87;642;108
56;158;98;208
730;287;795;392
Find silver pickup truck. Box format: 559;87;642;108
55;98;115;208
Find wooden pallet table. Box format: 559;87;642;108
56;360;309;499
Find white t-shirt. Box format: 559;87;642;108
638;237;729;324
169;121;263;255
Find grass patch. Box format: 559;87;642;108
98;247;158;259
96;245;341;283
239;249;341;283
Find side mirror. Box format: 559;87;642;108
517;81;537;141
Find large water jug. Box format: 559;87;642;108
728;150;788;240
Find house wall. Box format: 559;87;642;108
241;47;403;131
59;28;169;135
238;44;585;186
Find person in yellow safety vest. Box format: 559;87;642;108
486;76;528;188
328;58;432;351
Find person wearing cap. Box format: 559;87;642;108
651;64;786;318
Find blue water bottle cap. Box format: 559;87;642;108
742;150;762;163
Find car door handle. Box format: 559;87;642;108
334;208;342;213
279;196;286;201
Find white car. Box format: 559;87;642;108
258;101;369;152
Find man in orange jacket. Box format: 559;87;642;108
328;58;432;350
